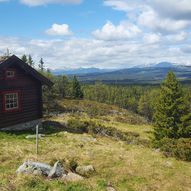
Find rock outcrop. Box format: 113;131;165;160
16;161;52;176
17;161;94;182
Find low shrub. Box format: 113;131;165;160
152;138;191;161
66;119;89;133
66;119;140;143
86;104;110;117
172;139;191;161
115;113;146;125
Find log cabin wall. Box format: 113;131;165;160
0;64;43;129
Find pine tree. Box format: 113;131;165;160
72;75;83;98
38;58;44;72
28;55;34;67
21;55;27;63
153;70;189;140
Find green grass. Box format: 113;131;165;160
0;99;191;191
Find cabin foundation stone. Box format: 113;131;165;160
0;119;42;131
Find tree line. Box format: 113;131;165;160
20;54;191;122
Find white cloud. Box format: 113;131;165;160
19;0;83;6
138;9;190;34
104;0;191;35
149;0;191;20
1;35;191;70
104;0;191;21
143;33;161;44
103;0;146;13
92;21;141;40
167;32;188;42
46;24;73;36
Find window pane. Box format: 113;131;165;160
5;92;19;111
6;71;15;78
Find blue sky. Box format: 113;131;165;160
0;0;191;69
0;0;125;38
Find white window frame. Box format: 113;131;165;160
5;93;19;110
6;71;15;78
3;90;21;113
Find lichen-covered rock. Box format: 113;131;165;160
48;161;66;178
16;162;52;176
62;172;84;182
76;165;95;177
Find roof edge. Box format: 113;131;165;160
0;55;54;87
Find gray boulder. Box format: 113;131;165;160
16;161;52;176
48;161;66;178
62;172;84;182
76;165;95;177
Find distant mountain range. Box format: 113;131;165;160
52;62;191;85
51;67;116;75
153;62;176;68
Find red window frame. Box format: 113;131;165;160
4;68;16;80
2;90;21;113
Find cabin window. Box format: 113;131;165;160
3;90;21;113
5;69;16;80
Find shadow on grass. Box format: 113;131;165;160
0;120;85;138
42;120;85;135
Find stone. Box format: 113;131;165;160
107;186;116;191
166;161;173;167
76;165;95;177
17;161;52;177
25;134;45;139
87;152;94;158
62;172;84;182
152;148;160;152
83;138;97;142
48;161;66;178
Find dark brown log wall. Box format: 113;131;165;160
0;63;43;129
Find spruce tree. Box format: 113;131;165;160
38;58;44;72
153;70;189;140
21;54;27;63
28;55;34;67
72;75;83;98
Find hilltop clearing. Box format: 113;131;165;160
0;99;191;191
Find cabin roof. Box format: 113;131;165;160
0;55;53;86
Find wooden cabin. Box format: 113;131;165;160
0;55;53;131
